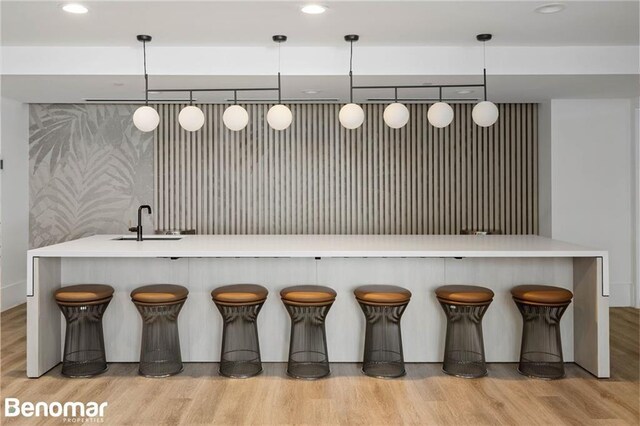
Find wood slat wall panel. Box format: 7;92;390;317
154;103;538;235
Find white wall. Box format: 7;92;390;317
538;101;552;238
3;45;638;77
550;99;635;306
0;96;29;311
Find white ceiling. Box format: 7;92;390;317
1;1;639;47
1;1;638;103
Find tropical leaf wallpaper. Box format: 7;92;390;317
29;104;153;248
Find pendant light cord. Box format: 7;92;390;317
277;41;282;104
349;40;354;103
483;41;487;101
143;40;149;105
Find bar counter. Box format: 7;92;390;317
27;234;609;378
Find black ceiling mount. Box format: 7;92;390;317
137;34;152;43
272;35;287;43
344;34;359;42
476;34;492;42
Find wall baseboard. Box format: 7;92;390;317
610;282;634;307
1;280;26;312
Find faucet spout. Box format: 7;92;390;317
137;205;152;241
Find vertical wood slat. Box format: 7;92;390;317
153;103;537;235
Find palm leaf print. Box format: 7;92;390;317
29;104;154;248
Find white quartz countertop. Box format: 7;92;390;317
28;234;607;258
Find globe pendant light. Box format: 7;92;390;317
267;35;293;131
223;99;249;131
133;106;160;132
472;34;499;127
178;92;205;132
428;88;454;128
133;35;159;132
339;103;365;129
179;105;205;132
473;101;499;127
267;104;292;130
428;103;454;128
383;89;409;129
339;35;364;130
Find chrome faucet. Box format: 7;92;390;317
136;205;152;241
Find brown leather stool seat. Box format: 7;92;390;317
280;285;337;305
55;284;114;305
131;284;189;304
354;285;411;305
511;285;573;305
435;285;494;305
212;284;268;305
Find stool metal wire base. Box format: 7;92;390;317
58;299;111;378
515;301;568;379
215;302;264;378
358;302;408;378
438;301;490;378
284;303;333;379
134;300;185;377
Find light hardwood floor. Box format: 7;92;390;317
1;305;638;425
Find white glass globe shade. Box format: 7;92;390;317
383;103;410;129
472;101;499;127
339;103;365;129
223;105;249;131
133;106;160;132
178;105;205;132
267;104;293;130
427;102;454;128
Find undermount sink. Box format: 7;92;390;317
112;236;182;241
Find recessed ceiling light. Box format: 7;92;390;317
301;4;327;15
535;3;566;14
302;89;321;94
62;3;88;14
457;89;473;95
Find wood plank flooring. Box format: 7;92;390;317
1;304;638;425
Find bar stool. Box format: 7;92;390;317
354;285;411;378
435;285;494;378
54;284;114;377
131;284;188;377
511;285;573;379
280;285;336;379
211;284;268;378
